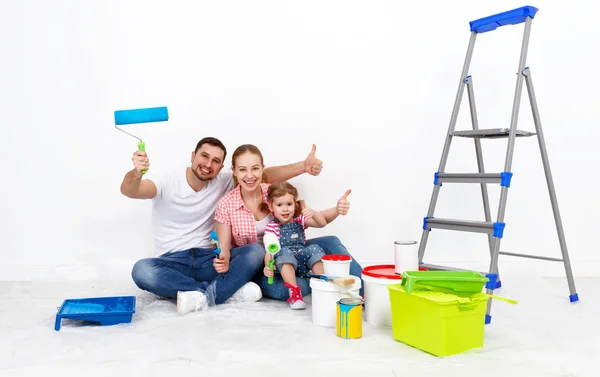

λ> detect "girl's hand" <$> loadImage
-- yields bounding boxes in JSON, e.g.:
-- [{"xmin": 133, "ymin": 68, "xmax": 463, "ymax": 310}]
[
  {"xmin": 264, "ymin": 265, "xmax": 275, "ymax": 278},
  {"xmin": 336, "ymin": 189, "xmax": 352, "ymax": 215}
]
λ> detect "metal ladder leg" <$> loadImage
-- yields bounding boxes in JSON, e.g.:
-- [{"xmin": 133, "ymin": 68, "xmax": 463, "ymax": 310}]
[
  {"xmin": 522, "ymin": 67, "xmax": 579, "ymax": 302},
  {"xmin": 464, "ymin": 76, "xmax": 498, "ymax": 286},
  {"xmin": 418, "ymin": 32, "xmax": 478, "ymax": 263},
  {"xmin": 485, "ymin": 16, "xmax": 533, "ymax": 324}
]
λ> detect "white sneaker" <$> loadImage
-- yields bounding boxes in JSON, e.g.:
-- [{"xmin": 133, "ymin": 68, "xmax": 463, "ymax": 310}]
[
  {"xmin": 176, "ymin": 290, "xmax": 208, "ymax": 315},
  {"xmin": 226, "ymin": 282, "xmax": 263, "ymax": 303}
]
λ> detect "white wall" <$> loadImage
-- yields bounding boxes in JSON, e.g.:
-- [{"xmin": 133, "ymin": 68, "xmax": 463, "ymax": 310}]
[{"xmin": 1, "ymin": 0, "xmax": 598, "ymax": 281}]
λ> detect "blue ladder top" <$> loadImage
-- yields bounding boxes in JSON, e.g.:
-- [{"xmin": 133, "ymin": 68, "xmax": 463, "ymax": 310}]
[{"xmin": 469, "ymin": 6, "xmax": 538, "ymax": 34}]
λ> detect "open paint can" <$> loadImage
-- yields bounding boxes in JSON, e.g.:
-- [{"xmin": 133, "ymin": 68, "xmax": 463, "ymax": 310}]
[{"xmin": 336, "ymin": 297, "xmax": 363, "ymax": 339}]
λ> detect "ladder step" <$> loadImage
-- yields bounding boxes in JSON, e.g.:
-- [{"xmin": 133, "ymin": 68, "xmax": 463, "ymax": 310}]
[
  {"xmin": 450, "ymin": 128, "xmax": 536, "ymax": 139},
  {"xmin": 434, "ymin": 172, "xmax": 512, "ymax": 186},
  {"xmin": 423, "ymin": 217, "xmax": 506, "ymax": 238}
]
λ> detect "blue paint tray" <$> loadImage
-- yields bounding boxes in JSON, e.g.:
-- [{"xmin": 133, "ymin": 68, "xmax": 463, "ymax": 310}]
[{"xmin": 55, "ymin": 296, "xmax": 136, "ymax": 331}]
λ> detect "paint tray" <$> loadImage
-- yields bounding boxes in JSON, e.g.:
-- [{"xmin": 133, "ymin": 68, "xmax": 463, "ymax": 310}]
[
  {"xmin": 400, "ymin": 271, "xmax": 489, "ymax": 294},
  {"xmin": 55, "ymin": 296, "xmax": 136, "ymax": 331}
]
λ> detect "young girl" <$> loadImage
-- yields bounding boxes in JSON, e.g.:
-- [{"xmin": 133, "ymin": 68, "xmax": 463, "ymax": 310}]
[{"xmin": 263, "ymin": 181, "xmax": 327, "ymax": 309}]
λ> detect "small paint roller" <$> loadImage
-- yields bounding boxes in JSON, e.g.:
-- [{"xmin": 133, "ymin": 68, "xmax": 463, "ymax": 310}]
[
  {"xmin": 210, "ymin": 232, "xmax": 226, "ymax": 278},
  {"xmin": 263, "ymin": 232, "xmax": 280, "ymax": 285},
  {"xmin": 114, "ymin": 106, "xmax": 169, "ymax": 174},
  {"xmin": 210, "ymin": 232, "xmax": 221, "ymax": 257}
]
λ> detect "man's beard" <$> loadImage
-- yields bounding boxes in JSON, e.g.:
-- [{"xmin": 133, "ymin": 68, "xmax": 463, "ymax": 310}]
[{"xmin": 192, "ymin": 166, "xmax": 212, "ymax": 182}]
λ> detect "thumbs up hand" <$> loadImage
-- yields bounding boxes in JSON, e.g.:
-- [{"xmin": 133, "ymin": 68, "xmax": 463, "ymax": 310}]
[
  {"xmin": 336, "ymin": 189, "xmax": 352, "ymax": 216},
  {"xmin": 304, "ymin": 144, "xmax": 323, "ymax": 176}
]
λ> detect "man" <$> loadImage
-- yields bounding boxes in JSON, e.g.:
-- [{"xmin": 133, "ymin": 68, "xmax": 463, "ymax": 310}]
[{"xmin": 121, "ymin": 137, "xmax": 323, "ymax": 314}]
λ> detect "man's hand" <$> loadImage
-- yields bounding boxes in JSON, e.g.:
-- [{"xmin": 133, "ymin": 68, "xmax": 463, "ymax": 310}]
[
  {"xmin": 132, "ymin": 150, "xmax": 150, "ymax": 176},
  {"xmin": 336, "ymin": 189, "xmax": 352, "ymax": 216},
  {"xmin": 304, "ymin": 144, "xmax": 323, "ymax": 176},
  {"xmin": 213, "ymin": 251, "xmax": 231, "ymax": 274}
]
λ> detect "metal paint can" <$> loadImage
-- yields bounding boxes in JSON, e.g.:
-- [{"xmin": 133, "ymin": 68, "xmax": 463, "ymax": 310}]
[{"xmin": 336, "ymin": 297, "xmax": 363, "ymax": 339}]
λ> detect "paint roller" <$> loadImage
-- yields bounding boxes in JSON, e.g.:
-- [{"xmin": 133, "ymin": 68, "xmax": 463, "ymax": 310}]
[
  {"xmin": 210, "ymin": 232, "xmax": 221, "ymax": 257},
  {"xmin": 114, "ymin": 106, "xmax": 169, "ymax": 174},
  {"xmin": 263, "ymin": 232, "xmax": 280, "ymax": 284},
  {"xmin": 210, "ymin": 231, "xmax": 226, "ymax": 278}
]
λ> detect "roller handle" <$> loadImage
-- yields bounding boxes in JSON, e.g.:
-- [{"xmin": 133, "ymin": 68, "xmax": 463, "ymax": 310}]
[
  {"xmin": 268, "ymin": 258, "xmax": 274, "ymax": 285},
  {"xmin": 138, "ymin": 141, "xmax": 147, "ymax": 174}
]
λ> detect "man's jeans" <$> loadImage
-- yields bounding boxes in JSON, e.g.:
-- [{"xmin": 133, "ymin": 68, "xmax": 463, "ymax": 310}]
[
  {"xmin": 132, "ymin": 243, "xmax": 264, "ymax": 305},
  {"xmin": 255, "ymin": 235, "xmax": 364, "ymax": 301}
]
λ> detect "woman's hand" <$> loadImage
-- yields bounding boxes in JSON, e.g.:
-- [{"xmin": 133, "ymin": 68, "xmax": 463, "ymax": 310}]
[
  {"xmin": 302, "ymin": 206, "xmax": 315, "ymax": 220},
  {"xmin": 304, "ymin": 144, "xmax": 323, "ymax": 176},
  {"xmin": 213, "ymin": 250, "xmax": 231, "ymax": 273}
]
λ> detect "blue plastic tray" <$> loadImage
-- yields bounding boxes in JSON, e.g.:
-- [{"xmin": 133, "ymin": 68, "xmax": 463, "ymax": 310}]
[{"xmin": 55, "ymin": 296, "xmax": 136, "ymax": 331}]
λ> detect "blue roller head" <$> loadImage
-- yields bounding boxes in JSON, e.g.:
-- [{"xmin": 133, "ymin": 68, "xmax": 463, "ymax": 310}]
[{"xmin": 114, "ymin": 106, "xmax": 169, "ymax": 126}]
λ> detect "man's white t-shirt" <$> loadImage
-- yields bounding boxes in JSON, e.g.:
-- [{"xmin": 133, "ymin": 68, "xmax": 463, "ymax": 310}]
[{"xmin": 149, "ymin": 168, "xmax": 234, "ymax": 256}]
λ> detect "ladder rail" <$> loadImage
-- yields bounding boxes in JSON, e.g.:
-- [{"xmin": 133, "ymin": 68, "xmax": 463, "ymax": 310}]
[
  {"xmin": 465, "ymin": 77, "xmax": 495, "ymax": 256},
  {"xmin": 523, "ymin": 68, "xmax": 577, "ymax": 297},
  {"xmin": 485, "ymin": 15, "xmax": 535, "ymax": 323}
]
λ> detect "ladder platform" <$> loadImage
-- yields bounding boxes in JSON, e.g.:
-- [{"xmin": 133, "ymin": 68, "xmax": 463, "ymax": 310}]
[
  {"xmin": 423, "ymin": 217, "xmax": 505, "ymax": 238},
  {"xmin": 434, "ymin": 172, "xmax": 512, "ymax": 186},
  {"xmin": 469, "ymin": 6, "xmax": 539, "ymax": 34},
  {"xmin": 451, "ymin": 128, "xmax": 536, "ymax": 139}
]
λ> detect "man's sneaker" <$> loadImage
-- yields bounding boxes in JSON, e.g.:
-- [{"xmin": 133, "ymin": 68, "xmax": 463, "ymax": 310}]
[
  {"xmin": 176, "ymin": 290, "xmax": 208, "ymax": 315},
  {"xmin": 226, "ymin": 282, "xmax": 263, "ymax": 303},
  {"xmin": 285, "ymin": 282, "xmax": 306, "ymax": 310}
]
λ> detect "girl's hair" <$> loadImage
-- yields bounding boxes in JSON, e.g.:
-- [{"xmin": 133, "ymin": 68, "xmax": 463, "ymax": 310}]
[
  {"xmin": 267, "ymin": 181, "xmax": 302, "ymax": 216},
  {"xmin": 231, "ymin": 144, "xmax": 269, "ymax": 187}
]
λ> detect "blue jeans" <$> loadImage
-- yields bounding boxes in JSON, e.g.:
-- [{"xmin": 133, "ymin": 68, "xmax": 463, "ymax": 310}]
[
  {"xmin": 274, "ymin": 244, "xmax": 325, "ymax": 276},
  {"xmin": 132, "ymin": 243, "xmax": 264, "ymax": 305},
  {"xmin": 254, "ymin": 235, "xmax": 363, "ymax": 301}
]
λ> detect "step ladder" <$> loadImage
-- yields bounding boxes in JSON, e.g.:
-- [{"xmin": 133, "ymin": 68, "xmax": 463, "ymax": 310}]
[{"xmin": 417, "ymin": 6, "xmax": 579, "ymax": 324}]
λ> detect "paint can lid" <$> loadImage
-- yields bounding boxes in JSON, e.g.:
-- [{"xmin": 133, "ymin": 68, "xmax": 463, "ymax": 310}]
[
  {"xmin": 339, "ymin": 297, "xmax": 363, "ymax": 306},
  {"xmin": 362, "ymin": 264, "xmax": 428, "ymax": 279},
  {"xmin": 322, "ymin": 254, "xmax": 352, "ymax": 262}
]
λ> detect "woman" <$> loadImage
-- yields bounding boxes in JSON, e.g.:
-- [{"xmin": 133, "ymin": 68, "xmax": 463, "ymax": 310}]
[{"xmin": 214, "ymin": 144, "xmax": 363, "ymax": 303}]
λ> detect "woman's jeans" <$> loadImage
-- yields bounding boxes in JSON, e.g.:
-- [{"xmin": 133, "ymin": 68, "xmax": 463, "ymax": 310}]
[
  {"xmin": 131, "ymin": 243, "xmax": 264, "ymax": 305},
  {"xmin": 254, "ymin": 235, "xmax": 363, "ymax": 301}
]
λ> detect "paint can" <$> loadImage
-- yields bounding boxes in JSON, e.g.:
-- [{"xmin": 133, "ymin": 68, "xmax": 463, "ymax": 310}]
[{"xmin": 336, "ymin": 297, "xmax": 363, "ymax": 339}]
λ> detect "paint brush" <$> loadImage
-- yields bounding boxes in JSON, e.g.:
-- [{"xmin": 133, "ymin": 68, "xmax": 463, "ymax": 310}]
[{"xmin": 304, "ymin": 273, "xmax": 356, "ymax": 287}]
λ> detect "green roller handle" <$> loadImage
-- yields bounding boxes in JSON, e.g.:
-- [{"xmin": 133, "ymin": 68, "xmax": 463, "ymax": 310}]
[
  {"xmin": 138, "ymin": 141, "xmax": 147, "ymax": 174},
  {"xmin": 268, "ymin": 258, "xmax": 274, "ymax": 285}
]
